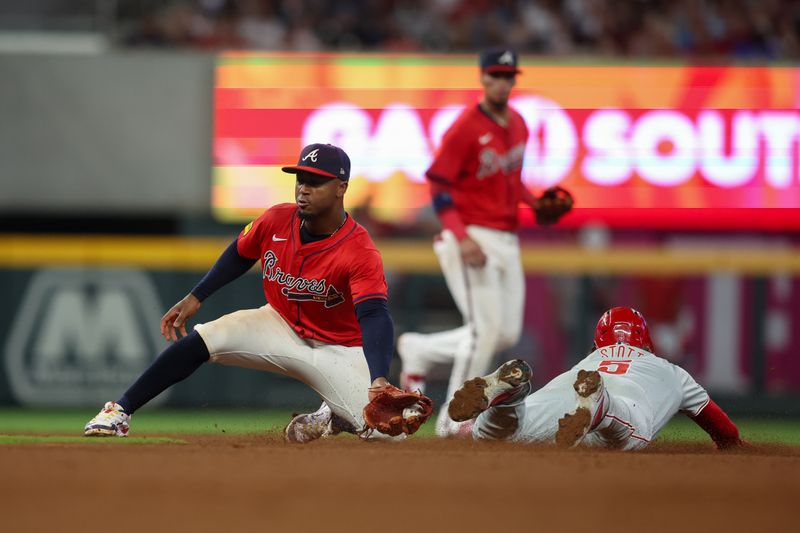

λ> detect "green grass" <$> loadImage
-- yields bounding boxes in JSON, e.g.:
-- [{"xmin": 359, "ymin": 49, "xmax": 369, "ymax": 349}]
[
  {"xmin": 0, "ymin": 408, "xmax": 295, "ymax": 436},
  {"xmin": 0, "ymin": 408, "xmax": 798, "ymax": 445},
  {"xmin": 655, "ymin": 417, "xmax": 800, "ymax": 445},
  {"xmin": 0, "ymin": 435, "xmax": 185, "ymax": 445}
]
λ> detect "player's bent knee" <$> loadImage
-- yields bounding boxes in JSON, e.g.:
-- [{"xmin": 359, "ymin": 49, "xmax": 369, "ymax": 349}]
[{"xmin": 192, "ymin": 323, "xmax": 218, "ymax": 354}]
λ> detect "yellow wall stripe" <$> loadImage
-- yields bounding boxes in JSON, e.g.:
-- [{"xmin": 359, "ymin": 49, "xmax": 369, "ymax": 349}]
[{"xmin": 1, "ymin": 235, "xmax": 799, "ymax": 275}]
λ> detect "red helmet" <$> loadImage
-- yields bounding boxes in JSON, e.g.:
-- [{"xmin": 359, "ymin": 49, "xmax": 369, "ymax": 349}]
[{"xmin": 594, "ymin": 307, "xmax": 654, "ymax": 352}]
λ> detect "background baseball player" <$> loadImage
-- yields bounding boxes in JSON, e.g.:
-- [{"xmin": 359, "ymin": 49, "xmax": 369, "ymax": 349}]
[
  {"xmin": 449, "ymin": 307, "xmax": 744, "ymax": 450},
  {"xmin": 398, "ymin": 47, "xmax": 573, "ymax": 436},
  {"xmin": 84, "ymin": 143, "xmax": 428, "ymax": 442}
]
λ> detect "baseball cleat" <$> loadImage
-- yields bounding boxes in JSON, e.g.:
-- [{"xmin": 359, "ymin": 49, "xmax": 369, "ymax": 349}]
[
  {"xmin": 448, "ymin": 359, "xmax": 533, "ymax": 422},
  {"xmin": 84, "ymin": 401, "xmax": 131, "ymax": 437},
  {"xmin": 284, "ymin": 402, "xmax": 354, "ymax": 444},
  {"xmin": 555, "ymin": 369, "xmax": 609, "ymax": 448}
]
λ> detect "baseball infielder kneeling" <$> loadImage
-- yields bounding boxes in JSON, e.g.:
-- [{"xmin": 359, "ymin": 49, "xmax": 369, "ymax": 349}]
[
  {"xmin": 448, "ymin": 307, "xmax": 744, "ymax": 450},
  {"xmin": 83, "ymin": 143, "xmax": 432, "ymax": 443}
]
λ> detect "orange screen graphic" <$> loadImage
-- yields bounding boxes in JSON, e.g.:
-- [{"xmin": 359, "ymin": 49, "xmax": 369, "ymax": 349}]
[{"xmin": 214, "ymin": 53, "xmax": 800, "ymax": 230}]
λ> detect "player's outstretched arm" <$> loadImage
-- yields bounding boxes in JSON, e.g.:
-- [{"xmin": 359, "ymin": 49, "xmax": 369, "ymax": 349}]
[
  {"xmin": 191, "ymin": 238, "xmax": 258, "ymax": 302},
  {"xmin": 355, "ymin": 299, "xmax": 435, "ymax": 436},
  {"xmin": 355, "ymin": 298, "xmax": 394, "ymax": 383},
  {"xmin": 160, "ymin": 293, "xmax": 202, "ymax": 342},
  {"xmin": 160, "ymin": 238, "xmax": 257, "ymax": 342},
  {"xmin": 688, "ymin": 399, "xmax": 744, "ymax": 450}
]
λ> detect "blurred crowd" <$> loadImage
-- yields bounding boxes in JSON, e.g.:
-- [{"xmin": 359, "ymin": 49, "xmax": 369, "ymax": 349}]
[{"xmin": 120, "ymin": 0, "xmax": 800, "ymax": 59}]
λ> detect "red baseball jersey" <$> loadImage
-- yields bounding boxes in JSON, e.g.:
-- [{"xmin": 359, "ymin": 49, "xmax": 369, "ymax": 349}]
[
  {"xmin": 236, "ymin": 203, "xmax": 388, "ymax": 347},
  {"xmin": 427, "ymin": 104, "xmax": 529, "ymax": 231}
]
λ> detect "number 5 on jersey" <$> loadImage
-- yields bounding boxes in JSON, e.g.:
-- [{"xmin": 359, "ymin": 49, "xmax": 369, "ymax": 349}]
[{"xmin": 598, "ymin": 360, "xmax": 631, "ymax": 375}]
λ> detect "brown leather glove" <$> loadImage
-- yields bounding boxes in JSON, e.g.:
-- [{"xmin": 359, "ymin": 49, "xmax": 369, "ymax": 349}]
[
  {"xmin": 534, "ymin": 186, "xmax": 574, "ymax": 226},
  {"xmin": 362, "ymin": 384, "xmax": 434, "ymax": 436}
]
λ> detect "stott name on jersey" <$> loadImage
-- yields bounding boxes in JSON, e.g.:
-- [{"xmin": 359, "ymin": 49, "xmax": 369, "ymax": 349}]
[{"xmin": 596, "ymin": 345, "xmax": 651, "ymax": 360}]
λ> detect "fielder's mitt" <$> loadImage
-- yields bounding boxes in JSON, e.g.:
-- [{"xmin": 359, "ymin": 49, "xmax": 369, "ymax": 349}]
[
  {"xmin": 534, "ymin": 186, "xmax": 574, "ymax": 226},
  {"xmin": 363, "ymin": 384, "xmax": 434, "ymax": 437}
]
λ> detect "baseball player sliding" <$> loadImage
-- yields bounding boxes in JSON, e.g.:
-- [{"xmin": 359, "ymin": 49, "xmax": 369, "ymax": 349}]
[
  {"xmin": 398, "ymin": 47, "xmax": 573, "ymax": 436},
  {"xmin": 84, "ymin": 143, "xmax": 431, "ymax": 442},
  {"xmin": 448, "ymin": 307, "xmax": 744, "ymax": 450}
]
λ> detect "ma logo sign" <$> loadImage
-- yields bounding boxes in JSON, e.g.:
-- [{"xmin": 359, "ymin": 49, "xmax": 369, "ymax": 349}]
[{"xmin": 4, "ymin": 268, "xmax": 168, "ymax": 406}]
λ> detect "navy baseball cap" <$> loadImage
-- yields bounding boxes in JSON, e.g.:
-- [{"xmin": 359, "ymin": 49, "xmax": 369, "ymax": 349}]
[
  {"xmin": 281, "ymin": 143, "xmax": 351, "ymax": 181},
  {"xmin": 480, "ymin": 48, "xmax": 522, "ymax": 75}
]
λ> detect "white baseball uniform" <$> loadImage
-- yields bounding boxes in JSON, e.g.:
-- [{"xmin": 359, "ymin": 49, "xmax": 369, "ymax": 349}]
[
  {"xmin": 399, "ymin": 103, "xmax": 530, "ymax": 436},
  {"xmin": 473, "ymin": 344, "xmax": 711, "ymax": 450},
  {"xmin": 400, "ymin": 226, "xmax": 525, "ymax": 432},
  {"xmin": 196, "ymin": 304, "xmax": 374, "ymax": 429}
]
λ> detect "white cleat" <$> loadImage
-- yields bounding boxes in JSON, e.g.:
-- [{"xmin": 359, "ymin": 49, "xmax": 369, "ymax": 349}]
[
  {"xmin": 84, "ymin": 401, "xmax": 131, "ymax": 437},
  {"xmin": 284, "ymin": 402, "xmax": 333, "ymax": 444},
  {"xmin": 448, "ymin": 359, "xmax": 533, "ymax": 423},
  {"xmin": 435, "ymin": 414, "xmax": 475, "ymax": 438},
  {"xmin": 555, "ymin": 370, "xmax": 609, "ymax": 449},
  {"xmin": 284, "ymin": 402, "xmax": 354, "ymax": 444}
]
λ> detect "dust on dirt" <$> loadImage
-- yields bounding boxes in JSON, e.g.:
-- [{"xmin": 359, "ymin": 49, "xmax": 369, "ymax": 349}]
[{"xmin": 2, "ymin": 435, "xmax": 798, "ymax": 533}]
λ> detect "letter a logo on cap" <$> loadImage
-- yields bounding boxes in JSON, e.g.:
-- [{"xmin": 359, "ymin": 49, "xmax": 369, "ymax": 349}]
[
  {"xmin": 281, "ymin": 143, "xmax": 351, "ymax": 181},
  {"xmin": 498, "ymin": 51, "xmax": 513, "ymax": 65}
]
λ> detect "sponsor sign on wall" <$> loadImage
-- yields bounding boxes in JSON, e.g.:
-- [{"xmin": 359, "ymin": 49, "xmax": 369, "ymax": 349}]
[
  {"xmin": 4, "ymin": 268, "xmax": 168, "ymax": 407},
  {"xmin": 214, "ymin": 54, "xmax": 800, "ymax": 229}
]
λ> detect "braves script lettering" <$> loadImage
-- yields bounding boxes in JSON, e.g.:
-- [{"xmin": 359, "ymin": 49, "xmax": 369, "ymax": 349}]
[
  {"xmin": 476, "ymin": 143, "xmax": 526, "ymax": 179},
  {"xmin": 262, "ymin": 251, "xmax": 344, "ymax": 308}
]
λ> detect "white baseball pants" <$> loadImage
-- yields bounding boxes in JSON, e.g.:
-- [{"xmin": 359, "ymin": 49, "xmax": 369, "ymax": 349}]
[
  {"xmin": 473, "ymin": 369, "xmax": 653, "ymax": 451},
  {"xmin": 400, "ymin": 225, "xmax": 525, "ymax": 429},
  {"xmin": 194, "ymin": 304, "xmax": 372, "ymax": 430}
]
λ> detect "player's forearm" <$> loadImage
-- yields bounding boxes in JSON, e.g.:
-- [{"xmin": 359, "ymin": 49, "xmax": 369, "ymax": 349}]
[
  {"xmin": 355, "ymin": 298, "xmax": 394, "ymax": 381},
  {"xmin": 430, "ymin": 183, "xmax": 468, "ymax": 240},
  {"xmin": 689, "ymin": 399, "xmax": 742, "ymax": 449},
  {"xmin": 437, "ymin": 208, "xmax": 468, "ymax": 240},
  {"xmin": 190, "ymin": 238, "xmax": 257, "ymax": 302},
  {"xmin": 519, "ymin": 183, "xmax": 538, "ymax": 207}
]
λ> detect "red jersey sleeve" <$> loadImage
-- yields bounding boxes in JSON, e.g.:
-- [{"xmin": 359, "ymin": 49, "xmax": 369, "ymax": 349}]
[
  {"xmin": 689, "ymin": 399, "xmax": 742, "ymax": 449},
  {"xmin": 426, "ymin": 118, "xmax": 472, "ymax": 185},
  {"xmin": 518, "ymin": 180, "xmax": 538, "ymax": 207},
  {"xmin": 349, "ymin": 248, "xmax": 388, "ymax": 306},
  {"xmin": 236, "ymin": 211, "xmax": 269, "ymax": 260}
]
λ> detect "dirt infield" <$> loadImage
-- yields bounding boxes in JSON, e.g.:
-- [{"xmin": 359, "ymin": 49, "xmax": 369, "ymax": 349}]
[{"xmin": 2, "ymin": 435, "xmax": 798, "ymax": 533}]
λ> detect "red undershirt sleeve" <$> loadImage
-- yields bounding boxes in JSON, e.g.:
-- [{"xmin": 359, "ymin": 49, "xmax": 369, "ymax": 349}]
[
  {"xmin": 688, "ymin": 399, "xmax": 742, "ymax": 449},
  {"xmin": 426, "ymin": 116, "xmax": 471, "ymax": 241},
  {"xmin": 436, "ymin": 203, "xmax": 468, "ymax": 241}
]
